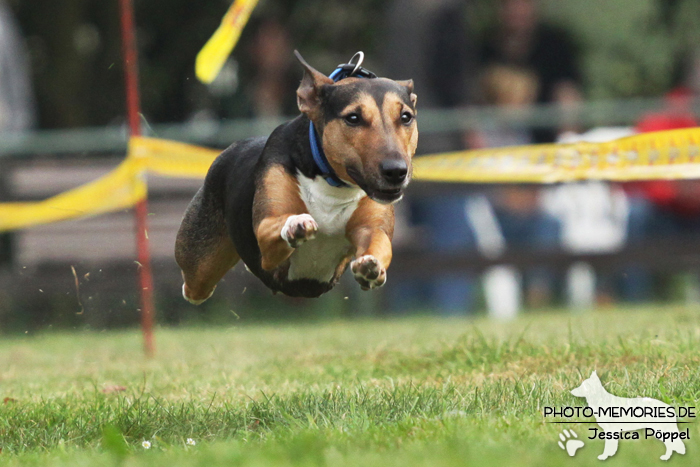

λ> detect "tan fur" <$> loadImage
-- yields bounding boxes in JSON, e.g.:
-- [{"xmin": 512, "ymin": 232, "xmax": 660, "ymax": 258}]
[
  {"xmin": 322, "ymin": 90, "xmax": 418, "ymax": 186},
  {"xmin": 345, "ymin": 197, "xmax": 395, "ymax": 269},
  {"xmin": 176, "ymin": 187, "xmax": 240, "ymax": 302},
  {"xmin": 253, "ymin": 165, "xmax": 308, "ymax": 271},
  {"xmin": 182, "ymin": 238, "xmax": 240, "ymax": 302}
]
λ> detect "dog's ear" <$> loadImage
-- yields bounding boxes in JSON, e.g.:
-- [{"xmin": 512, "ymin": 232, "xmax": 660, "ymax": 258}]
[
  {"xmin": 591, "ymin": 370, "xmax": 599, "ymax": 380},
  {"xmin": 295, "ymin": 50, "xmax": 333, "ymax": 119},
  {"xmin": 396, "ymin": 79, "xmax": 417, "ymax": 109}
]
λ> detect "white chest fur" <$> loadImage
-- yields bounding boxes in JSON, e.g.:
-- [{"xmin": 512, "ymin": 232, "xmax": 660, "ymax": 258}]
[{"xmin": 287, "ymin": 175, "xmax": 364, "ymax": 282}]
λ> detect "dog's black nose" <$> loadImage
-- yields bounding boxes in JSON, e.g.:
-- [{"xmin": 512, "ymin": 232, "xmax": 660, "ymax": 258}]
[{"xmin": 380, "ymin": 159, "xmax": 408, "ymax": 185}]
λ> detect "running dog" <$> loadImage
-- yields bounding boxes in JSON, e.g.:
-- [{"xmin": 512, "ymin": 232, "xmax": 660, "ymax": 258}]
[{"xmin": 175, "ymin": 51, "xmax": 417, "ymax": 303}]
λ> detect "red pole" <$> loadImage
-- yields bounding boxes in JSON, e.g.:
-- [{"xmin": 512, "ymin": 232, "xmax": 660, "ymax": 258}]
[{"xmin": 119, "ymin": 0, "xmax": 155, "ymax": 357}]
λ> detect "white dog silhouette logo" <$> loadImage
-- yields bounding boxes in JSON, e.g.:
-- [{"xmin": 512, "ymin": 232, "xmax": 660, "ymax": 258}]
[{"xmin": 571, "ymin": 371, "xmax": 686, "ymax": 461}]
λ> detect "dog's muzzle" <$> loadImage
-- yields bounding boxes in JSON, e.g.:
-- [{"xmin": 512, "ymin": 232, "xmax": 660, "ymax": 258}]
[{"xmin": 347, "ymin": 166, "xmax": 409, "ymax": 204}]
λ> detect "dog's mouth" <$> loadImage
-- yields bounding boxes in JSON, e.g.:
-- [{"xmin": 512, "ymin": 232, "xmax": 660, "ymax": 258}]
[
  {"xmin": 370, "ymin": 187, "xmax": 404, "ymax": 204},
  {"xmin": 346, "ymin": 167, "xmax": 405, "ymax": 204}
]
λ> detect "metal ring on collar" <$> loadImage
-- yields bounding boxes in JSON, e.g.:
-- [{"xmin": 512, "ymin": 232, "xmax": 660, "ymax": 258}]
[{"xmin": 348, "ymin": 51, "xmax": 364, "ymax": 76}]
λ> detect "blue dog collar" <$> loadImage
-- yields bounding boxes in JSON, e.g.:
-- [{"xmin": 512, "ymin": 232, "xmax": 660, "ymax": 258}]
[
  {"xmin": 308, "ymin": 52, "xmax": 376, "ymax": 188},
  {"xmin": 309, "ymin": 122, "xmax": 347, "ymax": 187}
]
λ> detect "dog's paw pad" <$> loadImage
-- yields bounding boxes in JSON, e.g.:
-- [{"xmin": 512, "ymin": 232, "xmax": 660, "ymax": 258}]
[
  {"xmin": 557, "ymin": 429, "xmax": 584, "ymax": 457},
  {"xmin": 281, "ymin": 214, "xmax": 318, "ymax": 248},
  {"xmin": 351, "ymin": 255, "xmax": 386, "ymax": 290}
]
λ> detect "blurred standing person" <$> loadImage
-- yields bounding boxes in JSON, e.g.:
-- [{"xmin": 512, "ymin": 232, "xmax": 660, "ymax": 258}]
[
  {"xmin": 384, "ymin": 0, "xmax": 476, "ymax": 152},
  {"xmin": 212, "ymin": 18, "xmax": 298, "ymax": 120},
  {"xmin": 470, "ymin": 64, "xmax": 560, "ymax": 310},
  {"xmin": 0, "ymin": 0, "xmax": 35, "ymax": 267},
  {"xmin": 469, "ymin": 63, "xmax": 538, "ymax": 147},
  {"xmin": 423, "ymin": 0, "xmax": 477, "ymax": 113},
  {"xmin": 627, "ymin": 87, "xmax": 699, "ymax": 242},
  {"xmin": 381, "ymin": 0, "xmax": 482, "ymax": 315},
  {"xmin": 0, "ymin": 0, "xmax": 34, "ymax": 131},
  {"xmin": 479, "ymin": 0, "xmax": 582, "ymax": 143},
  {"xmin": 247, "ymin": 18, "xmax": 296, "ymax": 118},
  {"xmin": 384, "ymin": 0, "xmax": 457, "ymax": 107},
  {"xmin": 451, "ymin": 0, "xmax": 578, "ymax": 312},
  {"xmin": 623, "ymin": 87, "xmax": 699, "ymax": 302}
]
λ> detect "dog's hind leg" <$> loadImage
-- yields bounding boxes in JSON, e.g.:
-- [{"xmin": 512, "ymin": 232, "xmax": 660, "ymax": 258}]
[
  {"xmin": 598, "ymin": 437, "xmax": 618, "ymax": 460},
  {"xmin": 175, "ymin": 187, "xmax": 240, "ymax": 304},
  {"xmin": 661, "ymin": 436, "xmax": 685, "ymax": 460}
]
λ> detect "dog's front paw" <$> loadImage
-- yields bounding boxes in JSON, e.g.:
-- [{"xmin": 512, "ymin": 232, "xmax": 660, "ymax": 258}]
[
  {"xmin": 351, "ymin": 255, "xmax": 386, "ymax": 290},
  {"xmin": 281, "ymin": 214, "xmax": 318, "ymax": 248}
]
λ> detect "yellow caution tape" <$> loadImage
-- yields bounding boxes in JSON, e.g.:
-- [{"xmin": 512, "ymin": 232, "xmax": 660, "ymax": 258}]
[
  {"xmin": 1, "ymin": 127, "xmax": 700, "ymax": 233},
  {"xmin": 0, "ymin": 137, "xmax": 219, "ymax": 233},
  {"xmin": 0, "ymin": 155, "xmax": 146, "ymax": 232},
  {"xmin": 414, "ymin": 127, "xmax": 700, "ymax": 183},
  {"xmin": 131, "ymin": 136, "xmax": 219, "ymax": 178},
  {"xmin": 195, "ymin": 0, "xmax": 259, "ymax": 84}
]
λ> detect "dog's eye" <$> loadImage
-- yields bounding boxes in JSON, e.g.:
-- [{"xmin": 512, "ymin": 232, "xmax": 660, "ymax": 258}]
[
  {"xmin": 344, "ymin": 113, "xmax": 361, "ymax": 126},
  {"xmin": 400, "ymin": 111, "xmax": 414, "ymax": 125}
]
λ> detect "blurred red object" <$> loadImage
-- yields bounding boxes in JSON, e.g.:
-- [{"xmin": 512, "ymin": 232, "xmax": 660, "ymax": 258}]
[
  {"xmin": 636, "ymin": 87, "xmax": 697, "ymax": 132},
  {"xmin": 628, "ymin": 87, "xmax": 700, "ymax": 217}
]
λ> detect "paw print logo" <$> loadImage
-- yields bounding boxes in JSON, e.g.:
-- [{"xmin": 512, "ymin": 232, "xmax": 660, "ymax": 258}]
[{"xmin": 558, "ymin": 429, "xmax": 584, "ymax": 457}]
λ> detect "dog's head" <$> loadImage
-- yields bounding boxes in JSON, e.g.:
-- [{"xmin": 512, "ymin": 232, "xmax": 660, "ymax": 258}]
[
  {"xmin": 571, "ymin": 370, "xmax": 603, "ymax": 399},
  {"xmin": 295, "ymin": 51, "xmax": 418, "ymax": 204}
]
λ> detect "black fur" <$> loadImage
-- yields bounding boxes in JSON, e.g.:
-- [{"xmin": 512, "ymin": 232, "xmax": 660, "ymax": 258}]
[{"xmin": 190, "ymin": 115, "xmax": 335, "ymax": 297}]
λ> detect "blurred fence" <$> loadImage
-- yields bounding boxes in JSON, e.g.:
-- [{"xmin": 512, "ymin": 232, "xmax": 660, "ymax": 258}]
[
  {"xmin": 1, "ymin": 100, "xmax": 700, "ymax": 330},
  {"xmin": 0, "ymin": 97, "xmax": 698, "ymax": 157}
]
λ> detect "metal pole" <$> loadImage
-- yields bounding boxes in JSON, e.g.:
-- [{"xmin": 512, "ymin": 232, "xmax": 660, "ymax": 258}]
[{"xmin": 119, "ymin": 0, "xmax": 155, "ymax": 357}]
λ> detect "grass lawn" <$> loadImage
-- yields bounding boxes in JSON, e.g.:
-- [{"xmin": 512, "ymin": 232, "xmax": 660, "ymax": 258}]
[{"xmin": 1, "ymin": 305, "xmax": 699, "ymax": 466}]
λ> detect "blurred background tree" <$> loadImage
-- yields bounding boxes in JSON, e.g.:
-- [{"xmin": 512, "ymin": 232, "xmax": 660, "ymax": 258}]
[{"xmin": 539, "ymin": 0, "xmax": 700, "ymax": 99}]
